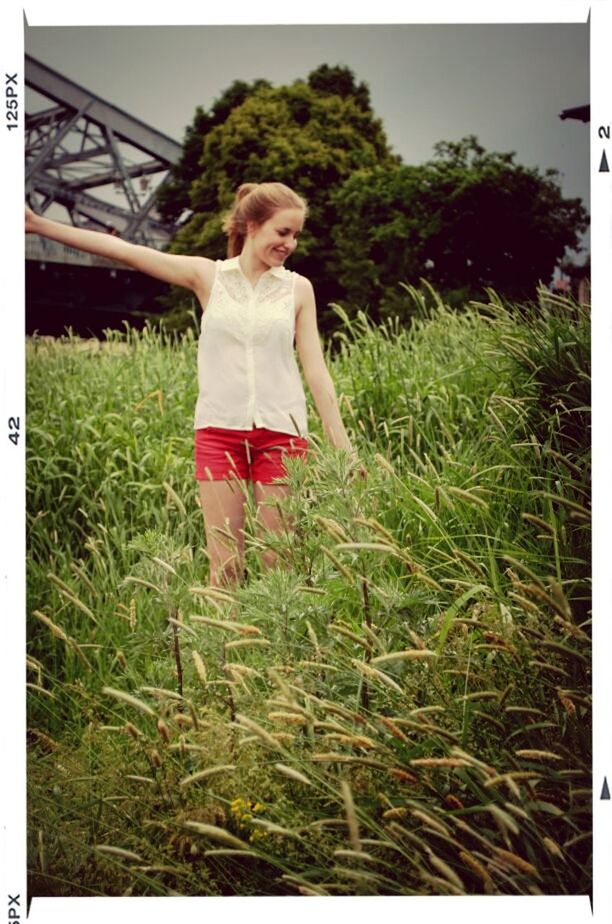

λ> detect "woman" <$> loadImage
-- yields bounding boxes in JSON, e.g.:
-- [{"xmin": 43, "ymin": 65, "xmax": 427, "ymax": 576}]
[{"xmin": 25, "ymin": 182, "xmax": 360, "ymax": 588}]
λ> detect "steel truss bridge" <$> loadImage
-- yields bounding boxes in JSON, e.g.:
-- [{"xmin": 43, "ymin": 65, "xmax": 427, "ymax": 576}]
[{"xmin": 25, "ymin": 53, "xmax": 183, "ymax": 261}]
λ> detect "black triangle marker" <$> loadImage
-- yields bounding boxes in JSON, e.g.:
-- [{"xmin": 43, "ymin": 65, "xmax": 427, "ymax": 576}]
[
  {"xmin": 599, "ymin": 150, "xmax": 610, "ymax": 172},
  {"xmin": 602, "ymin": 776, "xmax": 611, "ymax": 799}
]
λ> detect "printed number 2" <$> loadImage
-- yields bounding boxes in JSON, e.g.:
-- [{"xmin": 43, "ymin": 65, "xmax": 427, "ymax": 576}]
[{"xmin": 8, "ymin": 416, "xmax": 20, "ymax": 445}]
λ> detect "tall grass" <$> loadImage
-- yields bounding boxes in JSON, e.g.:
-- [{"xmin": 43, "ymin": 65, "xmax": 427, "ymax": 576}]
[{"xmin": 26, "ymin": 289, "xmax": 590, "ymax": 897}]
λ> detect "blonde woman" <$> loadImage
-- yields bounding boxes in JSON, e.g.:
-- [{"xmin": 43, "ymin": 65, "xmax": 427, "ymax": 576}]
[{"xmin": 26, "ymin": 182, "xmax": 361, "ymax": 587}]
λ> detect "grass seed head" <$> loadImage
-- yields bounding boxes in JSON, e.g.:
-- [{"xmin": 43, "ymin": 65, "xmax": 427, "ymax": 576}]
[
  {"xmin": 102, "ymin": 686, "xmax": 156, "ymax": 717},
  {"xmin": 116, "ymin": 650, "xmax": 127, "ymax": 670},
  {"xmin": 493, "ymin": 847, "xmax": 540, "ymax": 879},
  {"xmin": 124, "ymin": 722, "xmax": 143, "ymax": 740},
  {"xmin": 32, "ymin": 610, "xmax": 68, "ymax": 642},
  {"xmin": 459, "ymin": 850, "xmax": 495, "ymax": 893},
  {"xmin": 191, "ymin": 650, "xmax": 207, "ymax": 683},
  {"xmin": 157, "ymin": 719, "xmax": 171, "ymax": 743},
  {"xmin": 268, "ymin": 712, "xmax": 308, "ymax": 725},
  {"xmin": 95, "ymin": 845, "xmax": 144, "ymax": 863},
  {"xmin": 274, "ymin": 763, "xmax": 312, "ymax": 786},
  {"xmin": 183, "ymin": 822, "xmax": 249, "ymax": 850},
  {"xmin": 179, "ymin": 765, "xmax": 236, "ymax": 787},
  {"xmin": 340, "ymin": 779, "xmax": 361, "ymax": 851}
]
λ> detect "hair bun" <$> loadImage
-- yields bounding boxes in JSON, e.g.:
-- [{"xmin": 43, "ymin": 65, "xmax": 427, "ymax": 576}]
[{"xmin": 236, "ymin": 183, "xmax": 258, "ymax": 201}]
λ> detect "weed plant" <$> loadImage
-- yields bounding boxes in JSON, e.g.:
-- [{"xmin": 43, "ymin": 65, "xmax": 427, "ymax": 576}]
[{"xmin": 26, "ymin": 289, "xmax": 590, "ymax": 897}]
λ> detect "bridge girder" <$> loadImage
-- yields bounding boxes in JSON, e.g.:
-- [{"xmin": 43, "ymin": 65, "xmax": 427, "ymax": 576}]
[{"xmin": 25, "ymin": 54, "xmax": 184, "ymax": 250}]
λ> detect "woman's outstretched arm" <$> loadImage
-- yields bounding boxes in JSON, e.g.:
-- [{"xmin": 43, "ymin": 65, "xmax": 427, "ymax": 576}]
[{"xmin": 25, "ymin": 206, "xmax": 213, "ymax": 293}]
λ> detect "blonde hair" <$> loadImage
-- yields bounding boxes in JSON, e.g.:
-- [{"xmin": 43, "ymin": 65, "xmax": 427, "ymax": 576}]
[{"xmin": 222, "ymin": 182, "xmax": 308, "ymax": 257}]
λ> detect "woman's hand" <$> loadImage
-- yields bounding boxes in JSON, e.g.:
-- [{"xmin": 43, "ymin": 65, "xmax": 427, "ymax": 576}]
[
  {"xmin": 25, "ymin": 205, "xmax": 39, "ymax": 234},
  {"xmin": 348, "ymin": 450, "xmax": 368, "ymax": 481},
  {"xmin": 356, "ymin": 462, "xmax": 368, "ymax": 480}
]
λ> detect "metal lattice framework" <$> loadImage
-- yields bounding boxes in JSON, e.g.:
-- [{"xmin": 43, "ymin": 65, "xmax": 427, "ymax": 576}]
[{"xmin": 25, "ymin": 54, "xmax": 183, "ymax": 249}]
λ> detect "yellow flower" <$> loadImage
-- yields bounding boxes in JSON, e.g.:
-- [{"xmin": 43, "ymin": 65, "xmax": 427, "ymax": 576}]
[{"xmin": 229, "ymin": 797, "xmax": 266, "ymax": 830}]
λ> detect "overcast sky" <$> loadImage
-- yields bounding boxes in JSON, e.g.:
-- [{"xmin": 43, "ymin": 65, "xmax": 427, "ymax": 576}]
[{"xmin": 24, "ymin": 21, "xmax": 590, "ymax": 256}]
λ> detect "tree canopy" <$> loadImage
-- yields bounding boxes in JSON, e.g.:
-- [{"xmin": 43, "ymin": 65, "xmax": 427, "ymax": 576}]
[
  {"xmin": 331, "ymin": 136, "xmax": 589, "ymax": 319},
  {"xmin": 156, "ymin": 70, "xmax": 588, "ymax": 332}
]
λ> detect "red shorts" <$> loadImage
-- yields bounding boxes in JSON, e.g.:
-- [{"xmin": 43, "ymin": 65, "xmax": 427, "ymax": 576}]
[{"xmin": 194, "ymin": 426, "xmax": 309, "ymax": 484}]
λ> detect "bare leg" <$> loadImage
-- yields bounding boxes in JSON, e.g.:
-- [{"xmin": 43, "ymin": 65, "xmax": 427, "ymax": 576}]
[
  {"xmin": 253, "ymin": 482, "xmax": 292, "ymax": 572},
  {"xmin": 198, "ymin": 478, "xmax": 248, "ymax": 588}
]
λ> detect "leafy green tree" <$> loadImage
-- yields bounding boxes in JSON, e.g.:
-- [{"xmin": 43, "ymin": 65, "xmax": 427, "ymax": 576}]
[
  {"xmin": 157, "ymin": 67, "xmax": 397, "ymax": 331},
  {"xmin": 156, "ymin": 78, "xmax": 272, "ymax": 224},
  {"xmin": 332, "ymin": 135, "xmax": 588, "ymax": 319},
  {"xmin": 307, "ymin": 63, "xmax": 372, "ymax": 110}
]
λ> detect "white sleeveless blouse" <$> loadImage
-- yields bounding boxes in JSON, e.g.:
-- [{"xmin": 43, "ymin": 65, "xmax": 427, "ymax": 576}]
[{"xmin": 194, "ymin": 257, "xmax": 308, "ymax": 437}]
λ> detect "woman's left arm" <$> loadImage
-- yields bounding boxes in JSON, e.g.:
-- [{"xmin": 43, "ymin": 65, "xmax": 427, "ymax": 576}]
[{"xmin": 294, "ymin": 276, "xmax": 356, "ymax": 456}]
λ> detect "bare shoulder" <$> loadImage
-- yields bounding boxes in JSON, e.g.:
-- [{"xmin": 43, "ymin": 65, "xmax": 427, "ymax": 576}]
[{"xmin": 294, "ymin": 273, "xmax": 316, "ymax": 318}]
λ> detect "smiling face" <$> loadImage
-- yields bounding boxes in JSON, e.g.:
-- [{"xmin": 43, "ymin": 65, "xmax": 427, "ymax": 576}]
[{"xmin": 246, "ymin": 207, "xmax": 305, "ymax": 270}]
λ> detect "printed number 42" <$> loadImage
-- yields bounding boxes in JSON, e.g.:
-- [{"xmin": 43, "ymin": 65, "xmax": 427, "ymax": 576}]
[{"xmin": 8, "ymin": 416, "xmax": 20, "ymax": 445}]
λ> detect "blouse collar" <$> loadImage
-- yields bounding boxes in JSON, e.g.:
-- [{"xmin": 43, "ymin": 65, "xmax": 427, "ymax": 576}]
[{"xmin": 221, "ymin": 256, "xmax": 286, "ymax": 279}]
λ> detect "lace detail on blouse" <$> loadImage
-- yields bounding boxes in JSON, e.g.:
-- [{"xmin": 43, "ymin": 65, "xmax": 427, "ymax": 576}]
[
  {"xmin": 203, "ymin": 260, "xmax": 296, "ymax": 344},
  {"xmin": 215, "ymin": 267, "xmax": 251, "ymax": 306},
  {"xmin": 216, "ymin": 265, "xmax": 292, "ymax": 304}
]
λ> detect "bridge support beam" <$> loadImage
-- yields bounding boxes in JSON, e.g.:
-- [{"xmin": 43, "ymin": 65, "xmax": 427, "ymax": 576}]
[{"xmin": 25, "ymin": 54, "xmax": 183, "ymax": 249}]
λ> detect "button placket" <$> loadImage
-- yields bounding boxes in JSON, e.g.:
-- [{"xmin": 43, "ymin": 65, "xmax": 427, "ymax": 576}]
[{"xmin": 245, "ymin": 276, "xmax": 259, "ymax": 427}]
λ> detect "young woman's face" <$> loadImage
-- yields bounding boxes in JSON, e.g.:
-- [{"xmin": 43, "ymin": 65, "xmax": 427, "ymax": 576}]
[{"xmin": 248, "ymin": 208, "xmax": 304, "ymax": 268}]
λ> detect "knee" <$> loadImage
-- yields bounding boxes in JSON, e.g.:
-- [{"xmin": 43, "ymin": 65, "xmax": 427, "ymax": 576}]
[
  {"xmin": 260, "ymin": 548, "xmax": 281, "ymax": 572},
  {"xmin": 210, "ymin": 555, "xmax": 244, "ymax": 588}
]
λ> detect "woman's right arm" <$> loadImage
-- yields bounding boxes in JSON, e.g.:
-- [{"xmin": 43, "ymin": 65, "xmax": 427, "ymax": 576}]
[{"xmin": 25, "ymin": 206, "xmax": 213, "ymax": 293}]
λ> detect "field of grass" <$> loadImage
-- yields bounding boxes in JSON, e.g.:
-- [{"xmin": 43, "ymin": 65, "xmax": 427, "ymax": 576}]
[{"xmin": 26, "ymin": 288, "xmax": 591, "ymax": 897}]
